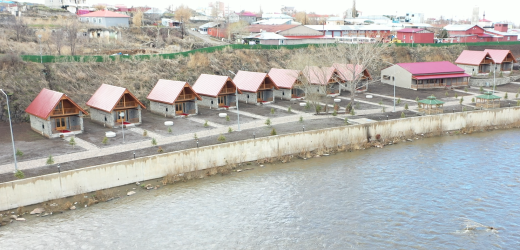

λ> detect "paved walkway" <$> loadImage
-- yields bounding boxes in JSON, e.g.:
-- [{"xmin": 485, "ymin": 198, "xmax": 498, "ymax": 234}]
[
  {"xmin": 129, "ymin": 127, "xmax": 164, "ymax": 140},
  {"xmin": 266, "ymin": 104, "xmax": 306, "ymax": 115},
  {"xmin": 228, "ymin": 109, "xmax": 267, "ymax": 120},
  {"xmin": 64, "ymin": 137, "xmax": 98, "ymax": 150},
  {"xmin": 188, "ymin": 117, "xmax": 224, "ymax": 128}
]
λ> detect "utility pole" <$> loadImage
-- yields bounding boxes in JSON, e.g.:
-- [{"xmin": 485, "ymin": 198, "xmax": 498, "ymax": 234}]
[{"xmin": 181, "ymin": 17, "xmax": 184, "ymax": 39}]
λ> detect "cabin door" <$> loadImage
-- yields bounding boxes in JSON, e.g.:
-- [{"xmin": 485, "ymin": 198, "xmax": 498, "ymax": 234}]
[
  {"xmin": 55, "ymin": 117, "xmax": 67, "ymax": 131},
  {"xmin": 218, "ymin": 96, "xmax": 226, "ymax": 107},
  {"xmin": 116, "ymin": 110, "xmax": 128, "ymax": 124},
  {"xmin": 175, "ymin": 103, "xmax": 185, "ymax": 115},
  {"xmin": 257, "ymin": 92, "xmax": 262, "ymax": 102}
]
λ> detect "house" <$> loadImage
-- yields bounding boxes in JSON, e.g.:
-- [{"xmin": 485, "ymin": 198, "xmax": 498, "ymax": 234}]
[
  {"xmin": 86, "ymin": 84, "xmax": 145, "ymax": 128},
  {"xmin": 198, "ymin": 22, "xmax": 219, "ymax": 34},
  {"xmin": 443, "ymin": 25, "xmax": 486, "ymax": 43},
  {"xmin": 484, "ymin": 49, "xmax": 517, "ymax": 71},
  {"xmin": 228, "ymin": 12, "xmax": 239, "ymax": 23},
  {"xmin": 44, "ymin": 0, "xmax": 88, "ymax": 13},
  {"xmin": 332, "ymin": 63, "xmax": 372, "ymax": 92},
  {"xmin": 380, "ymin": 61, "xmax": 470, "ymax": 90},
  {"xmin": 239, "ymin": 11, "xmax": 257, "ymax": 24},
  {"xmin": 79, "ymin": 10, "xmax": 130, "ymax": 28},
  {"xmin": 25, "ymin": 88, "xmax": 88, "ymax": 138},
  {"xmin": 306, "ymin": 25, "xmax": 392, "ymax": 39},
  {"xmin": 247, "ymin": 24, "xmax": 333, "ymax": 44},
  {"xmin": 485, "ymin": 23, "xmax": 518, "ymax": 42},
  {"xmin": 455, "ymin": 50, "xmax": 494, "ymax": 75},
  {"xmin": 303, "ymin": 66, "xmax": 343, "ymax": 96},
  {"xmin": 192, "ymin": 74, "xmax": 241, "ymax": 109},
  {"xmin": 268, "ymin": 68, "xmax": 304, "ymax": 100},
  {"xmin": 396, "ymin": 28, "xmax": 434, "ymax": 43},
  {"xmin": 326, "ymin": 17, "xmax": 345, "ymax": 25},
  {"xmin": 147, "ymin": 80, "xmax": 202, "ymax": 117},
  {"xmin": 246, "ymin": 31, "xmax": 287, "ymax": 45},
  {"xmin": 233, "ymin": 71, "xmax": 279, "ymax": 104}
]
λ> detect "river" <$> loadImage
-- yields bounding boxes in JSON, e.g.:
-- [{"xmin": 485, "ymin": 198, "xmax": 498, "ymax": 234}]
[{"xmin": 1, "ymin": 129, "xmax": 519, "ymax": 249}]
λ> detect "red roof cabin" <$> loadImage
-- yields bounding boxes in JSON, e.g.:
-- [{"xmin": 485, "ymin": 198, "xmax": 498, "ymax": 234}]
[
  {"xmin": 86, "ymin": 84, "xmax": 146, "ymax": 128},
  {"xmin": 302, "ymin": 66, "xmax": 344, "ymax": 96},
  {"xmin": 396, "ymin": 28, "xmax": 434, "ymax": 44},
  {"xmin": 455, "ymin": 50, "xmax": 495, "ymax": 75},
  {"xmin": 380, "ymin": 61, "xmax": 470, "ymax": 90},
  {"xmin": 484, "ymin": 49, "xmax": 517, "ymax": 72},
  {"xmin": 332, "ymin": 63, "xmax": 372, "ymax": 92},
  {"xmin": 147, "ymin": 80, "xmax": 202, "ymax": 117},
  {"xmin": 192, "ymin": 74, "xmax": 241, "ymax": 109},
  {"xmin": 233, "ymin": 71, "xmax": 279, "ymax": 104},
  {"xmin": 268, "ymin": 68, "xmax": 305, "ymax": 100},
  {"xmin": 25, "ymin": 88, "xmax": 88, "ymax": 138}
]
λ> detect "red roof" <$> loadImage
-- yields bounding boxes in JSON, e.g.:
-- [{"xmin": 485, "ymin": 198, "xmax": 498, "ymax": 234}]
[
  {"xmin": 192, "ymin": 74, "xmax": 241, "ymax": 97},
  {"xmin": 479, "ymin": 19, "xmax": 492, "ymax": 22},
  {"xmin": 397, "ymin": 28, "xmax": 424, "ymax": 33},
  {"xmin": 303, "ymin": 66, "xmax": 336, "ymax": 85},
  {"xmin": 332, "ymin": 63, "xmax": 371, "ymax": 81},
  {"xmin": 413, "ymin": 73, "xmax": 471, "ymax": 80},
  {"xmin": 147, "ymin": 79, "xmax": 202, "ymax": 104},
  {"xmin": 484, "ymin": 49, "xmax": 517, "ymax": 64},
  {"xmin": 79, "ymin": 10, "xmax": 130, "ymax": 18},
  {"xmin": 248, "ymin": 24, "xmax": 298, "ymax": 33},
  {"xmin": 25, "ymin": 89, "xmax": 88, "ymax": 119},
  {"xmin": 397, "ymin": 61, "xmax": 465, "ymax": 75},
  {"xmin": 233, "ymin": 71, "xmax": 279, "ymax": 92},
  {"xmin": 240, "ymin": 11, "xmax": 256, "ymax": 17},
  {"xmin": 86, "ymin": 84, "xmax": 145, "ymax": 112},
  {"xmin": 268, "ymin": 68, "xmax": 301, "ymax": 89},
  {"xmin": 455, "ymin": 50, "xmax": 492, "ymax": 66}
]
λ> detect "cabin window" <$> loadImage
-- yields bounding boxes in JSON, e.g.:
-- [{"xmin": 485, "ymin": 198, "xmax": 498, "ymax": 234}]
[
  {"xmin": 383, "ymin": 75, "xmax": 390, "ymax": 80},
  {"xmin": 42, "ymin": 124, "xmax": 44, "ymax": 129},
  {"xmin": 211, "ymin": 100, "xmax": 214, "ymax": 104},
  {"xmin": 166, "ymin": 108, "xmax": 168, "ymax": 112},
  {"xmin": 98, "ymin": 18, "xmax": 102, "ymax": 23},
  {"xmin": 105, "ymin": 116, "xmax": 107, "ymax": 121},
  {"xmin": 247, "ymin": 94, "xmax": 249, "ymax": 98},
  {"xmin": 282, "ymin": 91, "xmax": 285, "ymax": 95}
]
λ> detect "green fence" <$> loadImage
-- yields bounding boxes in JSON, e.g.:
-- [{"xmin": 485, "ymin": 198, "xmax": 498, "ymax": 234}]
[{"xmin": 20, "ymin": 41, "xmax": 520, "ymax": 63}]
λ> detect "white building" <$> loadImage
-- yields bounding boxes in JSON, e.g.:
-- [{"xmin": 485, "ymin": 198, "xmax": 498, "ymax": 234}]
[{"xmin": 44, "ymin": 0, "xmax": 89, "ymax": 13}]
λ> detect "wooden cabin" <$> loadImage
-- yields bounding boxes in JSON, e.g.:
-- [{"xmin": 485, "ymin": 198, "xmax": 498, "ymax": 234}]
[
  {"xmin": 147, "ymin": 79, "xmax": 202, "ymax": 117},
  {"xmin": 233, "ymin": 70, "xmax": 280, "ymax": 104},
  {"xmin": 192, "ymin": 74, "xmax": 241, "ymax": 109}
]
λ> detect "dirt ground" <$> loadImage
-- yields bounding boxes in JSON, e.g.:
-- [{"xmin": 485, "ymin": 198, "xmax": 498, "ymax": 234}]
[
  {"xmin": 0, "ymin": 122, "xmax": 85, "ymax": 165},
  {"xmin": 139, "ymin": 111, "xmax": 212, "ymax": 137},
  {"xmin": 197, "ymin": 107, "xmax": 258, "ymax": 125},
  {"xmin": 76, "ymin": 119, "xmax": 149, "ymax": 148},
  {"xmin": 367, "ymin": 81, "xmax": 472, "ymax": 100},
  {"xmin": 240, "ymin": 103, "xmax": 295, "ymax": 118},
  {"xmin": 490, "ymin": 83, "xmax": 520, "ymax": 93}
]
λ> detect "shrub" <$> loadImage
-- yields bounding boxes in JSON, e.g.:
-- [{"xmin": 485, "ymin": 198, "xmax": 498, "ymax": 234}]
[
  {"xmin": 415, "ymin": 96, "xmax": 419, "ymax": 102},
  {"xmin": 270, "ymin": 128, "xmax": 277, "ymax": 135},
  {"xmin": 299, "ymin": 116, "xmax": 303, "ymax": 123},
  {"xmin": 355, "ymin": 103, "xmax": 360, "ymax": 110},
  {"xmin": 69, "ymin": 137, "xmax": 76, "ymax": 148},
  {"xmin": 454, "ymin": 93, "xmax": 458, "ymax": 99},
  {"xmin": 350, "ymin": 109, "xmax": 355, "ymax": 116},
  {"xmin": 151, "ymin": 138, "xmax": 157, "ymax": 146},
  {"xmin": 404, "ymin": 103, "xmax": 409, "ymax": 110},
  {"xmin": 464, "ymin": 87, "xmax": 468, "ymax": 92},
  {"xmin": 14, "ymin": 170, "xmax": 25, "ymax": 179},
  {"xmin": 344, "ymin": 117, "xmax": 348, "ymax": 124},
  {"xmin": 226, "ymin": 115, "xmax": 230, "ymax": 122},
  {"xmin": 265, "ymin": 118, "xmax": 271, "ymax": 126},
  {"xmin": 459, "ymin": 97, "xmax": 464, "ymax": 104},
  {"xmin": 270, "ymin": 108, "xmax": 275, "ymax": 114},
  {"xmin": 143, "ymin": 130, "xmax": 148, "ymax": 136},
  {"xmin": 228, "ymin": 127, "xmax": 233, "ymax": 133},
  {"xmin": 305, "ymin": 102, "xmax": 311, "ymax": 110},
  {"xmin": 517, "ymin": 100, "xmax": 520, "ymax": 106},
  {"xmin": 516, "ymin": 93, "xmax": 519, "ymax": 99},
  {"xmin": 480, "ymin": 86, "xmax": 484, "ymax": 93},
  {"xmin": 102, "ymin": 136, "xmax": 108, "ymax": 144},
  {"xmin": 499, "ymin": 71, "xmax": 503, "ymax": 77},
  {"xmin": 204, "ymin": 120, "xmax": 209, "ymax": 127},
  {"xmin": 382, "ymin": 107, "xmax": 386, "ymax": 113},
  {"xmin": 168, "ymin": 127, "xmax": 172, "ymax": 133},
  {"xmin": 378, "ymin": 100, "xmax": 383, "ymax": 106},
  {"xmin": 332, "ymin": 110, "xmax": 337, "ymax": 116},
  {"xmin": 462, "ymin": 107, "xmax": 467, "ymax": 112},
  {"xmin": 401, "ymin": 112, "xmax": 405, "ymax": 118},
  {"xmin": 397, "ymin": 98, "xmax": 401, "ymax": 104},
  {"xmin": 445, "ymin": 91, "xmax": 448, "ymax": 97},
  {"xmin": 346, "ymin": 103, "xmax": 352, "ymax": 112},
  {"xmin": 157, "ymin": 146, "xmax": 164, "ymax": 153},
  {"xmin": 16, "ymin": 149, "xmax": 23, "ymax": 157},
  {"xmin": 287, "ymin": 106, "xmax": 292, "ymax": 113},
  {"xmin": 194, "ymin": 133, "xmax": 198, "ymax": 139},
  {"xmin": 217, "ymin": 134, "xmax": 226, "ymax": 142},
  {"xmin": 471, "ymin": 97, "xmax": 475, "ymax": 103},
  {"xmin": 315, "ymin": 104, "xmax": 322, "ymax": 114},
  {"xmin": 504, "ymin": 92, "xmax": 508, "ymax": 100},
  {"xmin": 46, "ymin": 155, "xmax": 54, "ymax": 165}
]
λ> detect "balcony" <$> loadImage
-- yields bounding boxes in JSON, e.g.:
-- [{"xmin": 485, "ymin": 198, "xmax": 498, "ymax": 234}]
[
  {"xmin": 412, "ymin": 82, "xmax": 468, "ymax": 89},
  {"xmin": 177, "ymin": 94, "xmax": 195, "ymax": 101},
  {"xmin": 221, "ymin": 87, "xmax": 236, "ymax": 94},
  {"xmin": 115, "ymin": 101, "xmax": 137, "ymax": 109},
  {"xmin": 51, "ymin": 108, "xmax": 78, "ymax": 116}
]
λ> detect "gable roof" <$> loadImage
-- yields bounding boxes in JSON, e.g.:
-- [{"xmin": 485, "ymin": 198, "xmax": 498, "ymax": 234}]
[
  {"xmin": 192, "ymin": 74, "xmax": 242, "ymax": 97},
  {"xmin": 233, "ymin": 71, "xmax": 279, "ymax": 92},
  {"xmin": 332, "ymin": 63, "xmax": 372, "ymax": 81},
  {"xmin": 79, "ymin": 10, "xmax": 130, "ymax": 18},
  {"xmin": 268, "ymin": 68, "xmax": 301, "ymax": 89},
  {"xmin": 25, "ymin": 88, "xmax": 88, "ymax": 119},
  {"xmin": 248, "ymin": 24, "xmax": 298, "ymax": 33},
  {"xmin": 484, "ymin": 49, "xmax": 517, "ymax": 64},
  {"xmin": 303, "ymin": 66, "xmax": 336, "ymax": 85},
  {"xmin": 443, "ymin": 24, "xmax": 483, "ymax": 31},
  {"xmin": 147, "ymin": 79, "xmax": 202, "ymax": 104},
  {"xmin": 455, "ymin": 50, "xmax": 493, "ymax": 66},
  {"xmin": 397, "ymin": 61, "xmax": 465, "ymax": 75},
  {"xmin": 86, "ymin": 84, "xmax": 145, "ymax": 112}
]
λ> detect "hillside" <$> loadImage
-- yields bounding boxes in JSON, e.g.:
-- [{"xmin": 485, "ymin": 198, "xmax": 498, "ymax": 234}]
[{"xmin": 0, "ymin": 44, "xmax": 467, "ymax": 122}]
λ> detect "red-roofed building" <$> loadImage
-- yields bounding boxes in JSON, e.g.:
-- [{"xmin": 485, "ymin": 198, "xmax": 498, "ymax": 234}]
[
  {"xmin": 79, "ymin": 10, "xmax": 130, "ymax": 27},
  {"xmin": 381, "ymin": 61, "xmax": 470, "ymax": 89},
  {"xmin": 25, "ymin": 89, "xmax": 88, "ymax": 138},
  {"xmin": 455, "ymin": 50, "xmax": 494, "ymax": 75},
  {"xmin": 303, "ymin": 66, "xmax": 344, "ymax": 96},
  {"xmin": 147, "ymin": 80, "xmax": 202, "ymax": 117},
  {"xmin": 396, "ymin": 28, "xmax": 434, "ymax": 44},
  {"xmin": 484, "ymin": 49, "xmax": 517, "ymax": 71},
  {"xmin": 192, "ymin": 74, "xmax": 241, "ymax": 109},
  {"xmin": 332, "ymin": 63, "xmax": 372, "ymax": 92},
  {"xmin": 233, "ymin": 71, "xmax": 279, "ymax": 104},
  {"xmin": 86, "ymin": 84, "xmax": 146, "ymax": 127},
  {"xmin": 268, "ymin": 68, "xmax": 305, "ymax": 100}
]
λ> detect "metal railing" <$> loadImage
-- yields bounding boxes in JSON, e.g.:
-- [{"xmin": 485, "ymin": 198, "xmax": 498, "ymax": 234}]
[
  {"xmin": 51, "ymin": 108, "xmax": 78, "ymax": 116},
  {"xmin": 412, "ymin": 82, "xmax": 468, "ymax": 89},
  {"xmin": 115, "ymin": 101, "xmax": 136, "ymax": 108},
  {"xmin": 177, "ymin": 94, "xmax": 194, "ymax": 101},
  {"xmin": 221, "ymin": 88, "xmax": 235, "ymax": 94}
]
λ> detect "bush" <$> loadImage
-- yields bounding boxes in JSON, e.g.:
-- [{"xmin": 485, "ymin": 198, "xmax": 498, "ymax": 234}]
[
  {"xmin": 305, "ymin": 102, "xmax": 311, "ymax": 110},
  {"xmin": 226, "ymin": 115, "xmax": 230, "ymax": 121},
  {"xmin": 397, "ymin": 98, "xmax": 401, "ymax": 104},
  {"xmin": 350, "ymin": 109, "xmax": 355, "ymax": 116},
  {"xmin": 157, "ymin": 146, "xmax": 164, "ymax": 153},
  {"xmin": 415, "ymin": 97, "xmax": 419, "ymax": 102},
  {"xmin": 270, "ymin": 108, "xmax": 275, "ymax": 114},
  {"xmin": 203, "ymin": 120, "xmax": 209, "ymax": 127},
  {"xmin": 459, "ymin": 97, "xmax": 464, "ymax": 104},
  {"xmin": 228, "ymin": 127, "xmax": 233, "ymax": 133},
  {"xmin": 504, "ymin": 92, "xmax": 508, "ymax": 100},
  {"xmin": 378, "ymin": 100, "xmax": 383, "ymax": 106},
  {"xmin": 404, "ymin": 103, "xmax": 409, "ymax": 110},
  {"xmin": 16, "ymin": 149, "xmax": 23, "ymax": 157},
  {"xmin": 480, "ymin": 86, "xmax": 484, "ymax": 93},
  {"xmin": 462, "ymin": 107, "xmax": 467, "ymax": 112},
  {"xmin": 46, "ymin": 155, "xmax": 54, "ymax": 165},
  {"xmin": 193, "ymin": 133, "xmax": 198, "ymax": 139},
  {"xmin": 151, "ymin": 138, "xmax": 157, "ymax": 146},
  {"xmin": 332, "ymin": 110, "xmax": 337, "ymax": 116},
  {"xmin": 445, "ymin": 91, "xmax": 449, "ymax": 97},
  {"xmin": 102, "ymin": 136, "xmax": 108, "ymax": 144},
  {"xmin": 143, "ymin": 130, "xmax": 148, "ymax": 136},
  {"xmin": 14, "ymin": 170, "xmax": 25, "ymax": 179},
  {"xmin": 471, "ymin": 98, "xmax": 475, "ymax": 103},
  {"xmin": 69, "ymin": 137, "xmax": 76, "ymax": 148},
  {"xmin": 287, "ymin": 106, "xmax": 292, "ymax": 113},
  {"xmin": 517, "ymin": 100, "xmax": 520, "ymax": 106},
  {"xmin": 315, "ymin": 104, "xmax": 322, "ymax": 114},
  {"xmin": 344, "ymin": 117, "xmax": 348, "ymax": 125},
  {"xmin": 168, "ymin": 127, "xmax": 172, "ymax": 133},
  {"xmin": 265, "ymin": 118, "xmax": 271, "ymax": 126},
  {"xmin": 464, "ymin": 87, "xmax": 468, "ymax": 92},
  {"xmin": 401, "ymin": 112, "xmax": 405, "ymax": 118},
  {"xmin": 270, "ymin": 128, "xmax": 277, "ymax": 135},
  {"xmin": 299, "ymin": 116, "xmax": 303, "ymax": 123},
  {"xmin": 217, "ymin": 134, "xmax": 226, "ymax": 142},
  {"xmin": 455, "ymin": 93, "xmax": 458, "ymax": 99}
]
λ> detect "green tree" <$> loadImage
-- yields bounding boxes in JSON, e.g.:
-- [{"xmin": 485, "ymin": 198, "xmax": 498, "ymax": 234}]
[
  {"xmin": 217, "ymin": 134, "xmax": 226, "ymax": 142},
  {"xmin": 270, "ymin": 128, "xmax": 277, "ymax": 135},
  {"xmin": 404, "ymin": 103, "xmax": 409, "ymax": 110},
  {"xmin": 14, "ymin": 170, "xmax": 25, "ymax": 179},
  {"xmin": 265, "ymin": 118, "xmax": 271, "ymax": 126},
  {"xmin": 401, "ymin": 112, "xmax": 405, "ymax": 118},
  {"xmin": 204, "ymin": 120, "xmax": 209, "ymax": 127},
  {"xmin": 287, "ymin": 106, "xmax": 292, "ymax": 113},
  {"xmin": 270, "ymin": 108, "xmax": 275, "ymax": 115},
  {"xmin": 46, "ymin": 155, "xmax": 54, "ymax": 165},
  {"xmin": 102, "ymin": 136, "xmax": 108, "ymax": 144},
  {"xmin": 299, "ymin": 116, "xmax": 304, "ymax": 123},
  {"xmin": 151, "ymin": 138, "xmax": 157, "ymax": 146},
  {"xmin": 16, "ymin": 149, "xmax": 23, "ymax": 157},
  {"xmin": 69, "ymin": 137, "xmax": 76, "ymax": 148},
  {"xmin": 226, "ymin": 115, "xmax": 230, "ymax": 122},
  {"xmin": 228, "ymin": 127, "xmax": 233, "ymax": 133}
]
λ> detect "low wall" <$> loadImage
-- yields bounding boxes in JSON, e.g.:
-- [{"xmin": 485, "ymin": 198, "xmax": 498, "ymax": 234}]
[
  {"xmin": 469, "ymin": 75, "xmax": 520, "ymax": 87},
  {"xmin": 1, "ymin": 107, "xmax": 520, "ymax": 211}
]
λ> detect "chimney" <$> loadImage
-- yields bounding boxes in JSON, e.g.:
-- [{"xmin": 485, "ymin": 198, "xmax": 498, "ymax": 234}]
[{"xmin": 494, "ymin": 23, "xmax": 508, "ymax": 32}]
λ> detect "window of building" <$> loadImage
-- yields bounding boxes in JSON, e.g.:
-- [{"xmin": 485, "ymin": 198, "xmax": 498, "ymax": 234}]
[
  {"xmin": 98, "ymin": 18, "xmax": 102, "ymax": 23},
  {"xmin": 403, "ymin": 35, "xmax": 406, "ymax": 39},
  {"xmin": 93, "ymin": 18, "xmax": 96, "ymax": 23},
  {"xmin": 507, "ymin": 37, "xmax": 510, "ymax": 41},
  {"xmin": 383, "ymin": 75, "xmax": 390, "ymax": 80}
]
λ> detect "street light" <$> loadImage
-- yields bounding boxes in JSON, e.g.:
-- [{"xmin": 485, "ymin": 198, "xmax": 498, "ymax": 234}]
[
  {"xmin": 120, "ymin": 111, "xmax": 125, "ymax": 143},
  {"xmin": 38, "ymin": 34, "xmax": 42, "ymax": 64},
  {"xmin": 228, "ymin": 70, "xmax": 241, "ymax": 131},
  {"xmin": 0, "ymin": 89, "xmax": 18, "ymax": 172},
  {"xmin": 383, "ymin": 61, "xmax": 397, "ymax": 112},
  {"xmin": 485, "ymin": 57, "xmax": 496, "ymax": 94}
]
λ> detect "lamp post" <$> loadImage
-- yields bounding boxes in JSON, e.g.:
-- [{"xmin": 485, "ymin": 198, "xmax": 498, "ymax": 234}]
[
  {"xmin": 0, "ymin": 89, "xmax": 18, "ymax": 172},
  {"xmin": 228, "ymin": 70, "xmax": 241, "ymax": 131},
  {"xmin": 120, "ymin": 111, "xmax": 125, "ymax": 143},
  {"xmin": 38, "ymin": 34, "xmax": 42, "ymax": 63},
  {"xmin": 486, "ymin": 57, "xmax": 496, "ymax": 94}
]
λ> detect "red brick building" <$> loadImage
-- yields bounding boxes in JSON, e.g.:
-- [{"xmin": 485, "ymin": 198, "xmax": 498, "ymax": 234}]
[
  {"xmin": 396, "ymin": 28, "xmax": 434, "ymax": 43},
  {"xmin": 444, "ymin": 24, "xmax": 518, "ymax": 43}
]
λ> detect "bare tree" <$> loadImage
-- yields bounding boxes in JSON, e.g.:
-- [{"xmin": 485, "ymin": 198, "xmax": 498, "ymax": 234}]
[
  {"xmin": 63, "ymin": 20, "xmax": 82, "ymax": 55},
  {"xmin": 52, "ymin": 29, "xmax": 65, "ymax": 55},
  {"xmin": 11, "ymin": 19, "xmax": 29, "ymax": 42},
  {"xmin": 132, "ymin": 10, "xmax": 143, "ymax": 27},
  {"xmin": 294, "ymin": 11, "xmax": 308, "ymax": 25},
  {"xmin": 175, "ymin": 5, "xmax": 192, "ymax": 23},
  {"xmin": 227, "ymin": 20, "xmax": 249, "ymax": 42}
]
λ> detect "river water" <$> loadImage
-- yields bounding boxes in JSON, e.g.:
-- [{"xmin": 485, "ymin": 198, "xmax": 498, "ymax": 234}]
[{"xmin": 1, "ymin": 129, "xmax": 520, "ymax": 249}]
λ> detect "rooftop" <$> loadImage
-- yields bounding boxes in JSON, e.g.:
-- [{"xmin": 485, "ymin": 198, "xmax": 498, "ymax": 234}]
[
  {"xmin": 192, "ymin": 74, "xmax": 241, "ymax": 97},
  {"xmin": 397, "ymin": 61, "xmax": 465, "ymax": 75},
  {"xmin": 268, "ymin": 68, "xmax": 300, "ymax": 89},
  {"xmin": 147, "ymin": 79, "xmax": 201, "ymax": 104},
  {"xmin": 484, "ymin": 49, "xmax": 517, "ymax": 64},
  {"xmin": 79, "ymin": 10, "xmax": 130, "ymax": 18},
  {"xmin": 25, "ymin": 89, "xmax": 87, "ymax": 119},
  {"xmin": 86, "ymin": 84, "xmax": 145, "ymax": 112},
  {"xmin": 455, "ymin": 50, "xmax": 492, "ymax": 66}
]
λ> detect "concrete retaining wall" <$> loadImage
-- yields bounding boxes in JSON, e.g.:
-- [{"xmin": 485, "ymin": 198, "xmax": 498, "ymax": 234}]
[
  {"xmin": 1, "ymin": 107, "xmax": 520, "ymax": 211},
  {"xmin": 469, "ymin": 75, "xmax": 520, "ymax": 87}
]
